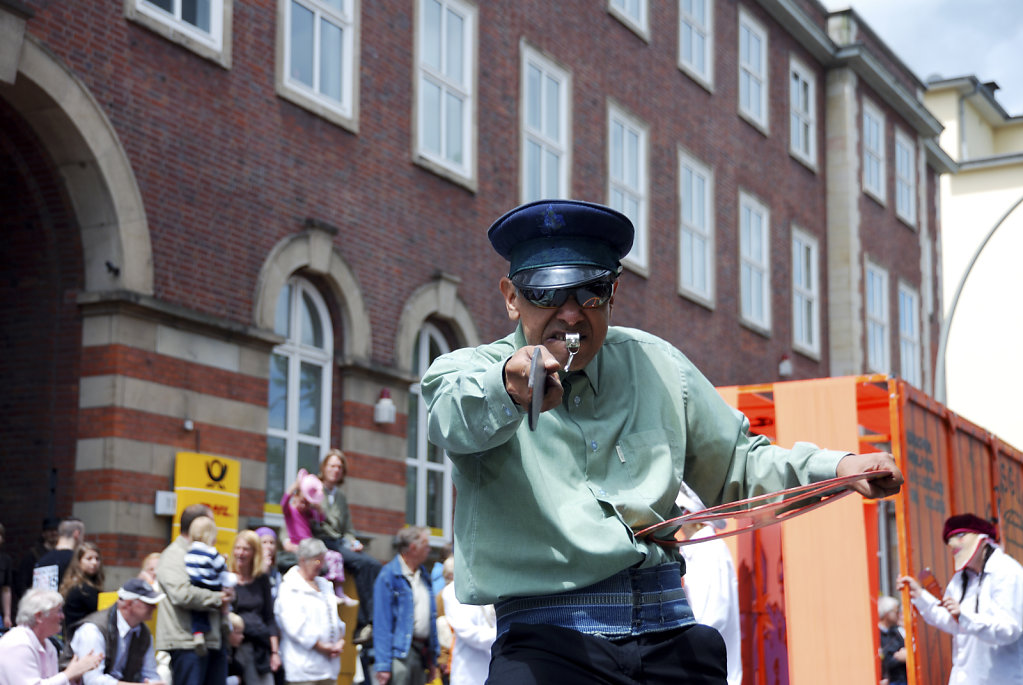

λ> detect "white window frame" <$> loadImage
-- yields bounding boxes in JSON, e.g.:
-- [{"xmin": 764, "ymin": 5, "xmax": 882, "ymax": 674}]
[
  {"xmin": 791, "ymin": 227, "xmax": 820, "ymax": 357},
  {"xmin": 265, "ymin": 277, "xmax": 334, "ymax": 522},
  {"xmin": 127, "ymin": 0, "xmax": 230, "ymax": 65},
  {"xmin": 414, "ymin": 0, "xmax": 478, "ymax": 188},
  {"xmin": 678, "ymin": 0, "xmax": 713, "ymax": 90},
  {"xmin": 738, "ymin": 7, "xmax": 768, "ymax": 132},
  {"xmin": 276, "ymin": 0, "xmax": 360, "ymax": 131},
  {"xmin": 608, "ymin": 102, "xmax": 650, "ymax": 275},
  {"xmin": 407, "ymin": 322, "xmax": 454, "ymax": 542},
  {"xmin": 898, "ymin": 283, "xmax": 922, "ymax": 387},
  {"xmin": 789, "ymin": 57, "xmax": 817, "ymax": 169},
  {"xmin": 678, "ymin": 149, "xmax": 715, "ymax": 306},
  {"xmin": 520, "ymin": 44, "xmax": 572, "ymax": 203},
  {"xmin": 739, "ymin": 191, "xmax": 771, "ymax": 331},
  {"xmin": 865, "ymin": 260, "xmax": 890, "ymax": 374},
  {"xmin": 895, "ymin": 128, "xmax": 917, "ymax": 226},
  {"xmin": 862, "ymin": 99, "xmax": 886, "ymax": 204},
  {"xmin": 608, "ymin": 0, "xmax": 649, "ymax": 40}
]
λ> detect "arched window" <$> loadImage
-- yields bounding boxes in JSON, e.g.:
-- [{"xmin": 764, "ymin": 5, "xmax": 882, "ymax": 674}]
[
  {"xmin": 265, "ymin": 276, "xmax": 334, "ymax": 520},
  {"xmin": 406, "ymin": 322, "xmax": 454, "ymax": 541}
]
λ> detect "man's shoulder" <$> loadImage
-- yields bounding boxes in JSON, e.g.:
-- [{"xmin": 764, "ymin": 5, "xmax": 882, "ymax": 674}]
[
  {"xmin": 379, "ymin": 556, "xmax": 404, "ymax": 578},
  {"xmin": 604, "ymin": 327, "xmax": 689, "ymax": 364},
  {"xmin": 35, "ymin": 548, "xmax": 72, "ymax": 567},
  {"xmin": 992, "ymin": 546, "xmax": 1023, "ymax": 576},
  {"xmin": 156, "ymin": 537, "xmax": 188, "ymax": 570}
]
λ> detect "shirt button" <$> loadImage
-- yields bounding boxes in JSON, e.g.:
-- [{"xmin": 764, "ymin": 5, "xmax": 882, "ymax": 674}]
[
  {"xmin": 598, "ymin": 489, "xmax": 607, "ymax": 496},
  {"xmin": 504, "ymin": 406, "xmax": 512, "ymax": 417},
  {"xmin": 591, "ymin": 440, "xmax": 598, "ymax": 451},
  {"xmin": 574, "ymin": 396, "xmax": 581, "ymax": 406}
]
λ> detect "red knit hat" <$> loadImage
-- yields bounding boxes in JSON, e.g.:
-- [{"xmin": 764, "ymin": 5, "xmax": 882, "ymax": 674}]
[{"xmin": 942, "ymin": 513, "xmax": 997, "ymax": 543}]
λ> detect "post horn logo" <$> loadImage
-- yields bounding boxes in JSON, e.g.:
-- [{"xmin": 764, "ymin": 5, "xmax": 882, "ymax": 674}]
[{"xmin": 206, "ymin": 459, "xmax": 229, "ymax": 490}]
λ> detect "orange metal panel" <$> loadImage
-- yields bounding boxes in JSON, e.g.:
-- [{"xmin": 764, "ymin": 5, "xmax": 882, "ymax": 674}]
[{"xmin": 772, "ymin": 378, "xmax": 877, "ymax": 685}]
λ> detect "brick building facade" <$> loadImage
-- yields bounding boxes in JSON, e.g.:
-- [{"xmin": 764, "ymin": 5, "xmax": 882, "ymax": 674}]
[{"xmin": 1, "ymin": 0, "xmax": 952, "ymax": 583}]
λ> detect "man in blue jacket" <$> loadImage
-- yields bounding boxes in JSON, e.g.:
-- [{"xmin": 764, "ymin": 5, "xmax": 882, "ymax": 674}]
[{"xmin": 373, "ymin": 526, "xmax": 439, "ymax": 685}]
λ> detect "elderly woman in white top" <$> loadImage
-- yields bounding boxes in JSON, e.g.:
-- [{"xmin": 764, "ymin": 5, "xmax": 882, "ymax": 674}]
[
  {"xmin": 274, "ymin": 538, "xmax": 345, "ymax": 685},
  {"xmin": 0, "ymin": 588, "xmax": 103, "ymax": 685}
]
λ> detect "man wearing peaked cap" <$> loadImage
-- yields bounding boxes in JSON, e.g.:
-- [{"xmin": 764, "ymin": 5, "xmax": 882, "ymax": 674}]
[
  {"xmin": 899, "ymin": 513, "xmax": 1023, "ymax": 685},
  {"xmin": 70, "ymin": 578, "xmax": 166, "ymax": 684},
  {"xmin": 421, "ymin": 199, "xmax": 903, "ymax": 683}
]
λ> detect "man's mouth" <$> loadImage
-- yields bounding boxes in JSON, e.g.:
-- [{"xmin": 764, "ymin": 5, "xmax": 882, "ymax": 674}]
[{"xmin": 549, "ymin": 331, "xmax": 583, "ymax": 343}]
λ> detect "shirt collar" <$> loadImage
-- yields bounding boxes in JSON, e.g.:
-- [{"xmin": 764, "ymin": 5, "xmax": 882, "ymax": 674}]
[
  {"xmin": 116, "ymin": 608, "xmax": 134, "ymax": 639},
  {"xmin": 398, "ymin": 554, "xmax": 420, "ymax": 581}
]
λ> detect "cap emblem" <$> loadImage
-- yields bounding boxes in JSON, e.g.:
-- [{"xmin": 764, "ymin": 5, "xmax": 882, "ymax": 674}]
[{"xmin": 541, "ymin": 205, "xmax": 566, "ymax": 236}]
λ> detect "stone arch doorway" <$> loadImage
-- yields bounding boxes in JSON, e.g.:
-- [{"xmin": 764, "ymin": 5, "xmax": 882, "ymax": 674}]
[{"xmin": 0, "ymin": 32, "xmax": 153, "ymax": 558}]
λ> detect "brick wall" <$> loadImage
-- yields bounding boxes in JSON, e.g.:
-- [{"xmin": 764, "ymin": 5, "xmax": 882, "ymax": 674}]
[{"xmin": 4, "ymin": 1, "xmax": 944, "ymax": 569}]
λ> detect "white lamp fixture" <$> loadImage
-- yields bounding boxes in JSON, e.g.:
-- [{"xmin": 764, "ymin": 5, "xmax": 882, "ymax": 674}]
[
  {"xmin": 374, "ymin": 388, "xmax": 397, "ymax": 424},
  {"xmin": 778, "ymin": 354, "xmax": 793, "ymax": 378}
]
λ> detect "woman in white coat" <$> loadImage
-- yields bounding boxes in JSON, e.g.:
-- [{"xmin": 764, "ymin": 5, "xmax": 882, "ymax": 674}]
[{"xmin": 274, "ymin": 538, "xmax": 345, "ymax": 685}]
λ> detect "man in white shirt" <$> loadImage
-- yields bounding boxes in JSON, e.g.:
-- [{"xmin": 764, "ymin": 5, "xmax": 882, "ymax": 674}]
[
  {"xmin": 71, "ymin": 578, "xmax": 166, "ymax": 684},
  {"xmin": 899, "ymin": 513, "xmax": 1023, "ymax": 685},
  {"xmin": 676, "ymin": 482, "xmax": 742, "ymax": 685}
]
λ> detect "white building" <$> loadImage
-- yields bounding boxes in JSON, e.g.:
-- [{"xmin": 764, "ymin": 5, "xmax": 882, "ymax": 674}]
[{"xmin": 926, "ymin": 77, "xmax": 1023, "ymax": 450}]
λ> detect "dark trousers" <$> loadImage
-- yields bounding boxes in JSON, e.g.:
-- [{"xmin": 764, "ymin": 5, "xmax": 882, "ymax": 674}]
[
  {"xmin": 335, "ymin": 543, "xmax": 383, "ymax": 627},
  {"xmin": 387, "ymin": 645, "xmax": 427, "ymax": 685},
  {"xmin": 169, "ymin": 647, "xmax": 228, "ymax": 685},
  {"xmin": 485, "ymin": 623, "xmax": 727, "ymax": 685}
]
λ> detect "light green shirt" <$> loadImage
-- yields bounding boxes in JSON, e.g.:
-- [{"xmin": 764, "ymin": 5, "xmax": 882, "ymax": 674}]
[{"xmin": 422, "ymin": 325, "xmax": 847, "ymax": 605}]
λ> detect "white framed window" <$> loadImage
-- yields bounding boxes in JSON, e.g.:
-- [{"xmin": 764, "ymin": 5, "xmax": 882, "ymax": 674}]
[
  {"xmin": 898, "ymin": 283, "xmax": 922, "ymax": 387},
  {"xmin": 791, "ymin": 227, "xmax": 820, "ymax": 356},
  {"xmin": 265, "ymin": 277, "xmax": 334, "ymax": 520},
  {"xmin": 608, "ymin": 103, "xmax": 650, "ymax": 274},
  {"xmin": 738, "ymin": 8, "xmax": 768, "ymax": 131},
  {"xmin": 277, "ymin": 0, "xmax": 359, "ymax": 130},
  {"xmin": 521, "ymin": 44, "xmax": 571, "ymax": 203},
  {"xmin": 865, "ymin": 260, "xmax": 890, "ymax": 374},
  {"xmin": 609, "ymin": 0, "xmax": 649, "ymax": 39},
  {"xmin": 739, "ymin": 191, "xmax": 771, "ymax": 330},
  {"xmin": 415, "ymin": 0, "xmax": 477, "ymax": 185},
  {"xmin": 678, "ymin": 0, "xmax": 713, "ymax": 88},
  {"xmin": 862, "ymin": 99, "xmax": 886, "ymax": 203},
  {"xmin": 789, "ymin": 57, "xmax": 816, "ymax": 168},
  {"xmin": 895, "ymin": 129, "xmax": 917, "ymax": 226},
  {"xmin": 678, "ymin": 150, "xmax": 714, "ymax": 305},
  {"xmin": 128, "ymin": 0, "xmax": 228, "ymax": 63},
  {"xmin": 406, "ymin": 322, "xmax": 454, "ymax": 541}
]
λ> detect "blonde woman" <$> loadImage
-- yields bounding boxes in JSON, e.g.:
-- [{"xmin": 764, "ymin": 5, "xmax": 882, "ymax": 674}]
[{"xmin": 229, "ymin": 530, "xmax": 281, "ymax": 685}]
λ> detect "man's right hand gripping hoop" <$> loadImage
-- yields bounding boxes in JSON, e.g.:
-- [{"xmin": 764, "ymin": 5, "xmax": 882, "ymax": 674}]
[{"xmin": 634, "ymin": 470, "xmax": 893, "ymax": 546}]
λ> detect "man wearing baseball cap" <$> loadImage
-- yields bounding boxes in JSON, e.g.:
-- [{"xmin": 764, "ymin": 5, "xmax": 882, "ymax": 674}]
[
  {"xmin": 421, "ymin": 199, "xmax": 903, "ymax": 683},
  {"xmin": 899, "ymin": 513, "xmax": 1023, "ymax": 684},
  {"xmin": 69, "ymin": 578, "xmax": 166, "ymax": 684}
]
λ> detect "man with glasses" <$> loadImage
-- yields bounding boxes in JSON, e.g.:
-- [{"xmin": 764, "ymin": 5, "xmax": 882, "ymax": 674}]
[{"xmin": 421, "ymin": 199, "xmax": 903, "ymax": 684}]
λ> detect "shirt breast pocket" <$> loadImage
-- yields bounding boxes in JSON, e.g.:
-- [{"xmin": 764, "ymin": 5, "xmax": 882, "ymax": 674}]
[{"xmin": 614, "ymin": 429, "xmax": 683, "ymax": 503}]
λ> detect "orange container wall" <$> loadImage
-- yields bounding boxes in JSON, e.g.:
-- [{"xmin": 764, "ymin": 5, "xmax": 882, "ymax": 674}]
[
  {"xmin": 715, "ymin": 376, "xmax": 1023, "ymax": 685},
  {"xmin": 774, "ymin": 378, "xmax": 878, "ymax": 685}
]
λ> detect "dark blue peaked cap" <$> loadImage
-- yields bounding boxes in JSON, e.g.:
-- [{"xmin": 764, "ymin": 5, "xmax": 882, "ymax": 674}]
[{"xmin": 488, "ymin": 200, "xmax": 635, "ymax": 288}]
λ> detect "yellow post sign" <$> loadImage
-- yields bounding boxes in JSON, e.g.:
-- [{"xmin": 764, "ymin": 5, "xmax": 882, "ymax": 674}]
[{"xmin": 173, "ymin": 452, "xmax": 240, "ymax": 555}]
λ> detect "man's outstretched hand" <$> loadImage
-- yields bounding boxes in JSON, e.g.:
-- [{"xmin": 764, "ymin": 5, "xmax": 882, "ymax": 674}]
[{"xmin": 836, "ymin": 452, "xmax": 904, "ymax": 498}]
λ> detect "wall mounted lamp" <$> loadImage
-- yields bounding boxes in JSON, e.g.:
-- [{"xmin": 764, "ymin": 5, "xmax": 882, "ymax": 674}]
[{"xmin": 374, "ymin": 388, "xmax": 397, "ymax": 424}]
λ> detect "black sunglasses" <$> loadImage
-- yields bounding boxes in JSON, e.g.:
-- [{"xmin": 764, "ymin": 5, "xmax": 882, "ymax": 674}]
[{"xmin": 516, "ymin": 279, "xmax": 615, "ymax": 309}]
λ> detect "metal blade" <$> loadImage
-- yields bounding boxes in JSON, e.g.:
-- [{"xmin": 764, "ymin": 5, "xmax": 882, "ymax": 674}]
[{"xmin": 528, "ymin": 351, "xmax": 545, "ymax": 431}]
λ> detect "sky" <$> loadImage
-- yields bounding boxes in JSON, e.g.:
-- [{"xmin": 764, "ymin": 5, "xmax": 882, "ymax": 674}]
[{"xmin": 820, "ymin": 0, "xmax": 1023, "ymax": 116}]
